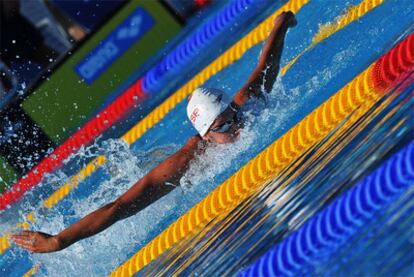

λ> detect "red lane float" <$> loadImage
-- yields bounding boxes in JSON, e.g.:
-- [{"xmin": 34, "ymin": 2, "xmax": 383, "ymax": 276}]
[
  {"xmin": 0, "ymin": 79, "xmax": 145, "ymax": 210},
  {"xmin": 371, "ymin": 34, "xmax": 414, "ymax": 91}
]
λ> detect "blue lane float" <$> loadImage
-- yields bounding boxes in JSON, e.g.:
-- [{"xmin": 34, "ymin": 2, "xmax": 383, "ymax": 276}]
[
  {"xmin": 239, "ymin": 141, "xmax": 414, "ymax": 277},
  {"xmin": 142, "ymin": 0, "xmax": 262, "ymax": 93}
]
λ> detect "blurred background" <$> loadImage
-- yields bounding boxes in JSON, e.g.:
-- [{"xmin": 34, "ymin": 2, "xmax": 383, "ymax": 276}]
[{"xmin": 0, "ymin": 0, "xmax": 213, "ymax": 87}]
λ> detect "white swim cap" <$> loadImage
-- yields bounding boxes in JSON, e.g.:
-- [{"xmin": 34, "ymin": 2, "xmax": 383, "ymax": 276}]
[{"xmin": 187, "ymin": 88, "xmax": 231, "ymax": 136}]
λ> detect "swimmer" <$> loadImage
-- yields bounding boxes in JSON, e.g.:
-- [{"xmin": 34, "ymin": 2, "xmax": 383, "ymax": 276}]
[{"xmin": 12, "ymin": 11, "xmax": 297, "ymax": 253}]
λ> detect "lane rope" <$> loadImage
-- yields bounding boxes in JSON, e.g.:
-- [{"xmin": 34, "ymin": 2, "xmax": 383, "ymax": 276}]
[{"xmin": 240, "ymin": 141, "xmax": 414, "ymax": 276}]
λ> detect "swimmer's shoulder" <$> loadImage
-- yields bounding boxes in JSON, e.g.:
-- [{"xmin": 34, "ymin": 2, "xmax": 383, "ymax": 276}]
[
  {"xmin": 186, "ymin": 135, "xmax": 206, "ymax": 152},
  {"xmin": 187, "ymin": 135, "xmax": 203, "ymax": 147}
]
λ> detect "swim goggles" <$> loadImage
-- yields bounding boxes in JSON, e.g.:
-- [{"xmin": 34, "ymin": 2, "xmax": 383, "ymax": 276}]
[{"xmin": 209, "ymin": 110, "xmax": 242, "ymax": 134}]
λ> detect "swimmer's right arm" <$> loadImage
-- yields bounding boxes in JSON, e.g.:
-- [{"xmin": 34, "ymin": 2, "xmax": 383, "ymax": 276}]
[
  {"xmin": 12, "ymin": 136, "xmax": 202, "ymax": 253},
  {"xmin": 233, "ymin": 11, "xmax": 296, "ymax": 107}
]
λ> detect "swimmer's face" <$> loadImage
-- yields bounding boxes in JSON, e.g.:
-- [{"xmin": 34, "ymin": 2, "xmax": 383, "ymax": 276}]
[{"xmin": 203, "ymin": 106, "xmax": 242, "ymax": 144}]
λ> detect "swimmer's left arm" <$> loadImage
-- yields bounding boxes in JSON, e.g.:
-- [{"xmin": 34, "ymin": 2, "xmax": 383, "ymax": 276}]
[{"xmin": 233, "ymin": 11, "xmax": 296, "ymax": 108}]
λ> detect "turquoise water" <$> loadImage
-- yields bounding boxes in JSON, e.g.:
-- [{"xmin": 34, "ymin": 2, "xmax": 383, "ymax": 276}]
[{"xmin": 1, "ymin": 0, "xmax": 414, "ymax": 276}]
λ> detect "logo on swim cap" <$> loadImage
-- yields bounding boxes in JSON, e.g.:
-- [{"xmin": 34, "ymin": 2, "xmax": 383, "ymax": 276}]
[
  {"xmin": 190, "ymin": 108, "xmax": 200, "ymax": 123},
  {"xmin": 187, "ymin": 88, "xmax": 231, "ymax": 136}
]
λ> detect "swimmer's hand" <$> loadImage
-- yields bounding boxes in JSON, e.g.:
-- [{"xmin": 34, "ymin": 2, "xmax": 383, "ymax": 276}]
[
  {"xmin": 12, "ymin": 230, "xmax": 61, "ymax": 253},
  {"xmin": 279, "ymin": 11, "xmax": 297, "ymax": 28}
]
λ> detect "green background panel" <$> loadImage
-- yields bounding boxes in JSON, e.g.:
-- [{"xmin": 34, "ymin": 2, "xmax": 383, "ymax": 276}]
[
  {"xmin": 0, "ymin": 155, "xmax": 18, "ymax": 193},
  {"xmin": 22, "ymin": 0, "xmax": 181, "ymax": 144}
]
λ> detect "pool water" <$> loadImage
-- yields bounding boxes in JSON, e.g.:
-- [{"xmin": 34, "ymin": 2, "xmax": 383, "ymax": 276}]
[{"xmin": 1, "ymin": 0, "xmax": 413, "ymax": 276}]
